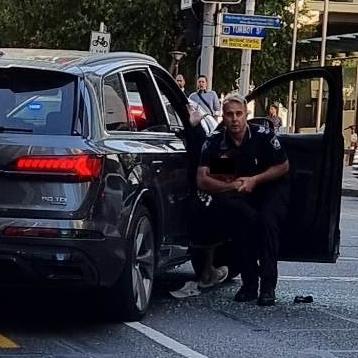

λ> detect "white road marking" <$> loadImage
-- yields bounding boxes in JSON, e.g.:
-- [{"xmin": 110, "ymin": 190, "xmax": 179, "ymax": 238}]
[
  {"xmin": 338, "ymin": 256, "xmax": 358, "ymax": 261},
  {"xmin": 300, "ymin": 350, "xmax": 338, "ymax": 358},
  {"xmin": 279, "ymin": 275, "xmax": 358, "ymax": 282},
  {"xmin": 125, "ymin": 321, "xmax": 208, "ymax": 358},
  {"xmin": 318, "ymin": 310, "xmax": 358, "ymax": 325},
  {"xmin": 340, "ymin": 212, "xmax": 358, "ymax": 217}
]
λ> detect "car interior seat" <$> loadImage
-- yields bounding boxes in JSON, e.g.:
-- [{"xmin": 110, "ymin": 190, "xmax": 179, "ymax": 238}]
[
  {"xmin": 104, "ymin": 85, "xmax": 128, "ymax": 131},
  {"xmin": 0, "ymin": 89, "xmax": 15, "ymax": 119},
  {"xmin": 45, "ymin": 111, "xmax": 65, "ymax": 133}
]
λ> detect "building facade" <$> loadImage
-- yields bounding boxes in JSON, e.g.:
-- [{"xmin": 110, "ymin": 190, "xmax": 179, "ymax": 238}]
[{"xmin": 301, "ymin": 1, "xmax": 358, "ymax": 147}]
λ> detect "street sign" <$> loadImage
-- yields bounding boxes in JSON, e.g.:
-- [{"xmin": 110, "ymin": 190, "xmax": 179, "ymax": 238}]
[
  {"xmin": 181, "ymin": 0, "xmax": 192, "ymax": 10},
  {"xmin": 219, "ymin": 36, "xmax": 262, "ymax": 50},
  {"xmin": 90, "ymin": 31, "xmax": 111, "ymax": 54},
  {"xmin": 222, "ymin": 13, "xmax": 281, "ymax": 29},
  {"xmin": 221, "ymin": 24, "xmax": 266, "ymax": 38}
]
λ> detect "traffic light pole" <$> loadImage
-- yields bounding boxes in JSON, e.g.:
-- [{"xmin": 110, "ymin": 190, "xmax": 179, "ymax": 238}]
[
  {"xmin": 287, "ymin": 0, "xmax": 300, "ymax": 132},
  {"xmin": 239, "ymin": 0, "xmax": 255, "ymax": 97},
  {"xmin": 200, "ymin": 3, "xmax": 217, "ymax": 89},
  {"xmin": 316, "ymin": 0, "xmax": 329, "ymax": 132}
]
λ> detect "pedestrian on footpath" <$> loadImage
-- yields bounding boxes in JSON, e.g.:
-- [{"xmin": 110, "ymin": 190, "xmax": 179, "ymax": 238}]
[
  {"xmin": 175, "ymin": 74, "xmax": 190, "ymax": 97},
  {"xmin": 189, "ymin": 75, "xmax": 221, "ymax": 121},
  {"xmin": 195, "ymin": 93, "xmax": 290, "ymax": 305},
  {"xmin": 267, "ymin": 103, "xmax": 282, "ymax": 133},
  {"xmin": 349, "ymin": 126, "xmax": 357, "ymax": 165}
]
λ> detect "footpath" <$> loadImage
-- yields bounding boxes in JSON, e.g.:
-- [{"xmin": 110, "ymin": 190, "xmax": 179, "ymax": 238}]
[{"xmin": 342, "ymin": 165, "xmax": 358, "ymax": 197}]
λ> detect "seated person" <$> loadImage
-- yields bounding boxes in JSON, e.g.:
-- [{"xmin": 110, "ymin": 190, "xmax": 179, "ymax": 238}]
[{"xmin": 194, "ymin": 93, "xmax": 289, "ymax": 306}]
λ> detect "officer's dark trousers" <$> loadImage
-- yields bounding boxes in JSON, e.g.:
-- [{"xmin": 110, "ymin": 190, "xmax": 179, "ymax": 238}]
[{"xmin": 213, "ymin": 181, "xmax": 289, "ymax": 291}]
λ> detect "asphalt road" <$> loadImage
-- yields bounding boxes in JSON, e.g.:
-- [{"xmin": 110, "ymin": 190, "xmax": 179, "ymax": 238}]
[{"xmin": 0, "ymin": 197, "xmax": 357, "ymax": 358}]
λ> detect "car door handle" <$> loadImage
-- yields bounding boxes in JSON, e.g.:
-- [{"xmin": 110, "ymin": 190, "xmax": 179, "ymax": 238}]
[{"xmin": 151, "ymin": 160, "xmax": 163, "ymax": 174}]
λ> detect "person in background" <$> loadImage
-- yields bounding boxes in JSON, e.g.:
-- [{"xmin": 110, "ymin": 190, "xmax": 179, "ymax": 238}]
[
  {"xmin": 349, "ymin": 126, "xmax": 357, "ymax": 166},
  {"xmin": 268, "ymin": 103, "xmax": 282, "ymax": 133},
  {"xmin": 189, "ymin": 75, "xmax": 220, "ymax": 121},
  {"xmin": 175, "ymin": 74, "xmax": 189, "ymax": 97}
]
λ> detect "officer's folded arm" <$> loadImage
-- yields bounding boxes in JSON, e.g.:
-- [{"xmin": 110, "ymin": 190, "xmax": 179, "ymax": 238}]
[
  {"xmin": 238, "ymin": 160, "xmax": 289, "ymax": 193},
  {"xmin": 197, "ymin": 166, "xmax": 241, "ymax": 193},
  {"xmin": 197, "ymin": 160, "xmax": 289, "ymax": 194},
  {"xmin": 251, "ymin": 160, "xmax": 289, "ymax": 186}
]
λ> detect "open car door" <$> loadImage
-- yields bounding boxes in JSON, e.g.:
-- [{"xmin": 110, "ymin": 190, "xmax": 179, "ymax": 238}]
[{"xmin": 247, "ymin": 66, "xmax": 343, "ymax": 263}]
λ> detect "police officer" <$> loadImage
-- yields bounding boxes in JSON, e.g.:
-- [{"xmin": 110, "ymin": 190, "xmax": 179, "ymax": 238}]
[{"xmin": 196, "ymin": 93, "xmax": 289, "ymax": 306}]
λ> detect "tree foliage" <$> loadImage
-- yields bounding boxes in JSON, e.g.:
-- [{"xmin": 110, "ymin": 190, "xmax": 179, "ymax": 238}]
[
  {"xmin": 0, "ymin": 0, "xmax": 180, "ymax": 69},
  {"xmin": 0, "ymin": 0, "xmax": 316, "ymax": 93}
]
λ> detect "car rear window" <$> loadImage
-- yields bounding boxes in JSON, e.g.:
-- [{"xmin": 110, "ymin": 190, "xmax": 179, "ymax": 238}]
[{"xmin": 0, "ymin": 68, "xmax": 77, "ymax": 135}]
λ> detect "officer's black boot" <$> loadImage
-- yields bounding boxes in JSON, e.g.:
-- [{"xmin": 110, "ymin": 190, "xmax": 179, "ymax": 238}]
[
  {"xmin": 234, "ymin": 272, "xmax": 258, "ymax": 303},
  {"xmin": 234, "ymin": 285, "xmax": 258, "ymax": 302},
  {"xmin": 257, "ymin": 288, "xmax": 276, "ymax": 306}
]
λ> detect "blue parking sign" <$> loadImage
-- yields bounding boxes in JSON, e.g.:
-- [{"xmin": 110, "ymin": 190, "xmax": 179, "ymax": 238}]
[{"xmin": 222, "ymin": 25, "xmax": 266, "ymax": 38}]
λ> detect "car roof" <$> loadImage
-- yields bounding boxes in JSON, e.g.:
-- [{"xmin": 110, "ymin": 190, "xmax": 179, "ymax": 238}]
[{"xmin": 0, "ymin": 48, "xmax": 158, "ymax": 74}]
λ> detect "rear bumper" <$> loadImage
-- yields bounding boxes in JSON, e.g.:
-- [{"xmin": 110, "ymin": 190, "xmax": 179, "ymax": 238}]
[{"xmin": 0, "ymin": 220, "xmax": 128, "ymax": 287}]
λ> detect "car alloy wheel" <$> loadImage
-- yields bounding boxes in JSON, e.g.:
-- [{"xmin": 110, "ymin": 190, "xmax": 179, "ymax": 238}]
[
  {"xmin": 103, "ymin": 206, "xmax": 155, "ymax": 322},
  {"xmin": 131, "ymin": 215, "xmax": 155, "ymax": 311}
]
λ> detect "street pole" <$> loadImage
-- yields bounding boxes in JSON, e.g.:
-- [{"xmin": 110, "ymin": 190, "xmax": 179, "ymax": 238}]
[
  {"xmin": 316, "ymin": 0, "xmax": 329, "ymax": 132},
  {"xmin": 200, "ymin": 3, "xmax": 217, "ymax": 90},
  {"xmin": 239, "ymin": 0, "xmax": 255, "ymax": 97},
  {"xmin": 287, "ymin": 0, "xmax": 300, "ymax": 133}
]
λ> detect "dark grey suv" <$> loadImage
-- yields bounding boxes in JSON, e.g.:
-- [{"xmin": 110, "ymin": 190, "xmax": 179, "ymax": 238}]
[{"xmin": 0, "ymin": 49, "xmax": 344, "ymax": 321}]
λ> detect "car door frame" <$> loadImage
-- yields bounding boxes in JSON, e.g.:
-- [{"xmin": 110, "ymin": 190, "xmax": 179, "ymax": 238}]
[
  {"xmin": 247, "ymin": 66, "xmax": 344, "ymax": 263},
  {"xmin": 109, "ymin": 64, "xmax": 190, "ymax": 249},
  {"xmin": 149, "ymin": 65, "xmax": 192, "ymax": 247}
]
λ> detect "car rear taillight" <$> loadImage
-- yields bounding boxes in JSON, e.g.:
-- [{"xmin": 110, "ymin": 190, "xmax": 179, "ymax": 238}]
[
  {"xmin": 3, "ymin": 227, "xmax": 103, "ymax": 240},
  {"xmin": 13, "ymin": 155, "xmax": 102, "ymax": 181},
  {"xmin": 3, "ymin": 227, "xmax": 59, "ymax": 238}
]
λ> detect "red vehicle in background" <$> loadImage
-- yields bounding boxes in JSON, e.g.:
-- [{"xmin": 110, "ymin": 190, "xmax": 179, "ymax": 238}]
[{"xmin": 127, "ymin": 91, "xmax": 147, "ymax": 131}]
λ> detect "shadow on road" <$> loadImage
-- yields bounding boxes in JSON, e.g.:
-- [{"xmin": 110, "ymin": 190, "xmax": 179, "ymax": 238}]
[{"xmin": 0, "ymin": 269, "xmax": 196, "ymax": 330}]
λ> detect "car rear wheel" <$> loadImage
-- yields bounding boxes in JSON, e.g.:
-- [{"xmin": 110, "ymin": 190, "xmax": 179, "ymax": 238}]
[{"xmin": 105, "ymin": 206, "xmax": 155, "ymax": 321}]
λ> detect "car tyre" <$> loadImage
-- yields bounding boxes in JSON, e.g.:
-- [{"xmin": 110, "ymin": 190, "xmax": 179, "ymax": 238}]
[{"xmin": 104, "ymin": 206, "xmax": 155, "ymax": 321}]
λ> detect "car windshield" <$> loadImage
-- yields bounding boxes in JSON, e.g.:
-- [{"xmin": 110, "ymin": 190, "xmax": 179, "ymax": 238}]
[{"xmin": 0, "ymin": 68, "xmax": 77, "ymax": 135}]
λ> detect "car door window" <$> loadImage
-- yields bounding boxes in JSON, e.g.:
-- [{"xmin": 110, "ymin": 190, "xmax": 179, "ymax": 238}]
[
  {"xmin": 122, "ymin": 70, "xmax": 168, "ymax": 132},
  {"xmin": 152, "ymin": 74, "xmax": 185, "ymax": 128},
  {"xmin": 159, "ymin": 90, "xmax": 183, "ymax": 127},
  {"xmin": 103, "ymin": 73, "xmax": 129, "ymax": 131},
  {"xmin": 252, "ymin": 77, "xmax": 329, "ymax": 135}
]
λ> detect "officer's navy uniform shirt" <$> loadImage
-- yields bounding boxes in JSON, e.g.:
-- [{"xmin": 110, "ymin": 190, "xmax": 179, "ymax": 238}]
[{"xmin": 200, "ymin": 124, "xmax": 288, "ymax": 179}]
